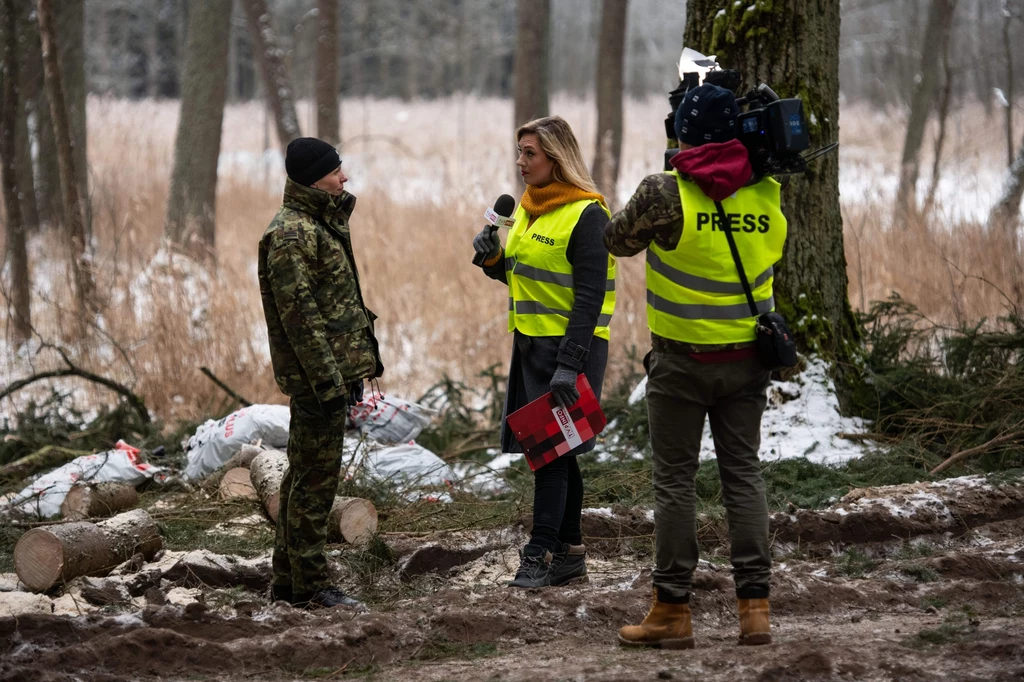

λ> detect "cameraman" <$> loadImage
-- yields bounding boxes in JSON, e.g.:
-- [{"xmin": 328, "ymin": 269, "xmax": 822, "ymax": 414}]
[{"xmin": 608, "ymin": 84, "xmax": 787, "ymax": 649}]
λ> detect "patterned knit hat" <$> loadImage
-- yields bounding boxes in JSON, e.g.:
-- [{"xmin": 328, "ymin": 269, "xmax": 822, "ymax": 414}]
[{"xmin": 674, "ymin": 83, "xmax": 738, "ymax": 147}]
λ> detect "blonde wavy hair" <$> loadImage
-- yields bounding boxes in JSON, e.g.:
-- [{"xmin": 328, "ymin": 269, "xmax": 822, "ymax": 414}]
[{"xmin": 516, "ymin": 116, "xmax": 601, "ymax": 195}]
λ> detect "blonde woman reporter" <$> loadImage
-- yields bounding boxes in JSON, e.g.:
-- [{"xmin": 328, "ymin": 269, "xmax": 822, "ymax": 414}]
[{"xmin": 473, "ymin": 116, "xmax": 616, "ymax": 588}]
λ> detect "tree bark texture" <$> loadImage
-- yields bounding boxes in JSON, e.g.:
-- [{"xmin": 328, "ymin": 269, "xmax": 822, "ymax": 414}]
[
  {"xmin": 17, "ymin": 3, "xmax": 60, "ymax": 229},
  {"xmin": 61, "ymin": 482, "xmax": 139, "ymax": 520},
  {"xmin": 1003, "ymin": 6, "xmax": 1014, "ymax": 167},
  {"xmin": 0, "ymin": 0, "xmax": 31, "ymax": 345},
  {"xmin": 513, "ymin": 0, "xmax": 550, "ymax": 128},
  {"xmin": 895, "ymin": 0, "xmax": 958, "ymax": 215},
  {"xmin": 37, "ymin": 0, "xmax": 96, "ymax": 319},
  {"xmin": 164, "ymin": 0, "xmax": 232, "ymax": 256},
  {"xmin": 988, "ymin": 132, "xmax": 1024, "ymax": 237},
  {"xmin": 13, "ymin": 509, "xmax": 162, "ymax": 593},
  {"xmin": 315, "ymin": 0, "xmax": 340, "ymax": 145},
  {"xmin": 591, "ymin": 0, "xmax": 628, "ymax": 210},
  {"xmin": 241, "ymin": 0, "xmax": 301, "ymax": 150},
  {"xmin": 684, "ymin": 0, "xmax": 859, "ymax": 366},
  {"xmin": 11, "ymin": 1, "xmax": 38, "ymax": 231}
]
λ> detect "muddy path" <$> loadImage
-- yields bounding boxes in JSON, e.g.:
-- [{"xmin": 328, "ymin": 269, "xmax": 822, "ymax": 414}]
[{"xmin": 2, "ymin": 477, "xmax": 1023, "ymax": 681}]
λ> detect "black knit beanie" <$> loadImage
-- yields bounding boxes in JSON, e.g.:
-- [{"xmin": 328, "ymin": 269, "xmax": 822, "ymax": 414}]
[
  {"xmin": 675, "ymin": 83, "xmax": 738, "ymax": 147},
  {"xmin": 285, "ymin": 137, "xmax": 342, "ymax": 186}
]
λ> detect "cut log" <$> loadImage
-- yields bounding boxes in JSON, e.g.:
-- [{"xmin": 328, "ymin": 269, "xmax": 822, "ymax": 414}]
[
  {"xmin": 201, "ymin": 443, "xmax": 265, "ymax": 492},
  {"xmin": 328, "ymin": 496, "xmax": 378, "ymax": 545},
  {"xmin": 218, "ymin": 468, "xmax": 257, "ymax": 501},
  {"xmin": 222, "ymin": 443, "xmax": 263, "ymax": 471},
  {"xmin": 249, "ymin": 449, "xmax": 288, "ymax": 523},
  {"xmin": 250, "ymin": 450, "xmax": 378, "ymax": 543},
  {"xmin": 13, "ymin": 509, "xmax": 162, "ymax": 592},
  {"xmin": 61, "ymin": 482, "xmax": 139, "ymax": 520}
]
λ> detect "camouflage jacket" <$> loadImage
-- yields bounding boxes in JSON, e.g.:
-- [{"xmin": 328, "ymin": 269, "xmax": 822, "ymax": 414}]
[
  {"xmin": 603, "ymin": 172, "xmax": 684, "ymax": 257},
  {"xmin": 258, "ymin": 178, "xmax": 383, "ymax": 403}
]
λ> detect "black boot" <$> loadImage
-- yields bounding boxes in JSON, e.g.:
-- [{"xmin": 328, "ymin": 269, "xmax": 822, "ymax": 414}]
[
  {"xmin": 269, "ymin": 584, "xmax": 292, "ymax": 603},
  {"xmin": 508, "ymin": 544, "xmax": 553, "ymax": 588},
  {"xmin": 293, "ymin": 586, "xmax": 365, "ymax": 610},
  {"xmin": 548, "ymin": 543, "xmax": 588, "ymax": 586}
]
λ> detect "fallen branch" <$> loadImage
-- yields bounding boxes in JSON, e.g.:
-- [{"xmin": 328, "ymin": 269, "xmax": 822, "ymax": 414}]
[
  {"xmin": 0, "ymin": 445, "xmax": 92, "ymax": 481},
  {"xmin": 200, "ymin": 366, "xmax": 252, "ymax": 407},
  {"xmin": 930, "ymin": 429, "xmax": 1024, "ymax": 475},
  {"xmin": 0, "ymin": 350, "xmax": 150, "ymax": 424}
]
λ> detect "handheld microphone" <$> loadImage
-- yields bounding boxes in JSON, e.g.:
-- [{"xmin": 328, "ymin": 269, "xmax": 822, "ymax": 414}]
[{"xmin": 472, "ymin": 194, "xmax": 516, "ymax": 266}]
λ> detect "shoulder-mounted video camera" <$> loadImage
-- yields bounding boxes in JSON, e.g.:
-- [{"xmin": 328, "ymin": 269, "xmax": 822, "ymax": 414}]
[{"xmin": 664, "ymin": 50, "xmax": 837, "ymax": 181}]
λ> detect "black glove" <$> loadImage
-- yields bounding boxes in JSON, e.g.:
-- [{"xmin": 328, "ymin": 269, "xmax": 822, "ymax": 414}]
[
  {"xmin": 348, "ymin": 380, "xmax": 364, "ymax": 405},
  {"xmin": 472, "ymin": 225, "xmax": 501, "ymax": 265},
  {"xmin": 550, "ymin": 365, "xmax": 580, "ymax": 409}
]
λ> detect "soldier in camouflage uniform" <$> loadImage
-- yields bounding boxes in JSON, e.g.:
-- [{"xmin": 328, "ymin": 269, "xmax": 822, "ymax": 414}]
[
  {"xmin": 258, "ymin": 137, "xmax": 383, "ymax": 610},
  {"xmin": 611, "ymin": 85, "xmax": 786, "ymax": 648}
]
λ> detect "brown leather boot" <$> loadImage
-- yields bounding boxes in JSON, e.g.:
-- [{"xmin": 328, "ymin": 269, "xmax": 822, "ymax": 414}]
[
  {"xmin": 738, "ymin": 598, "xmax": 772, "ymax": 645},
  {"xmin": 618, "ymin": 587, "xmax": 695, "ymax": 649}
]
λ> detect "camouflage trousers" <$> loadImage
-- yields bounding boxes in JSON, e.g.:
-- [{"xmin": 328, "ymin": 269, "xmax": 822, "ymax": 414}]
[{"xmin": 272, "ymin": 398, "xmax": 347, "ymax": 598}]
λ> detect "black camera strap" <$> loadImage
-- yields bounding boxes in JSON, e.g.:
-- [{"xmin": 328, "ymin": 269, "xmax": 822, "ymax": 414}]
[{"xmin": 714, "ymin": 200, "xmax": 760, "ymax": 318}]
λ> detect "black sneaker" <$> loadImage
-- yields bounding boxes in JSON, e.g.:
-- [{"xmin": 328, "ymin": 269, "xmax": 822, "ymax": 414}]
[
  {"xmin": 548, "ymin": 543, "xmax": 588, "ymax": 586},
  {"xmin": 508, "ymin": 544, "xmax": 553, "ymax": 588},
  {"xmin": 293, "ymin": 586, "xmax": 365, "ymax": 610},
  {"xmin": 269, "ymin": 584, "xmax": 292, "ymax": 603}
]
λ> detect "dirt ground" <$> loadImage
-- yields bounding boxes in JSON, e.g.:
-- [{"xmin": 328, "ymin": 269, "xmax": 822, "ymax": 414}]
[{"xmin": 2, "ymin": 477, "xmax": 1023, "ymax": 682}]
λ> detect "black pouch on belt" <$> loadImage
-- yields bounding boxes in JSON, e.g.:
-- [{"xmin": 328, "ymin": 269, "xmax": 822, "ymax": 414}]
[{"xmin": 714, "ymin": 201, "xmax": 798, "ymax": 371}]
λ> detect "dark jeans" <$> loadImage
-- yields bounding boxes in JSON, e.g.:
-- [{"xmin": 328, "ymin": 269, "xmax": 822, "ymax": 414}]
[
  {"xmin": 647, "ymin": 350, "xmax": 772, "ymax": 600},
  {"xmin": 530, "ymin": 455, "xmax": 584, "ymax": 552}
]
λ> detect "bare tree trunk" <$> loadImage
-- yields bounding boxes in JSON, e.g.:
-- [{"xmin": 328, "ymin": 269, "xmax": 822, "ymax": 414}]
[
  {"xmin": 895, "ymin": 0, "xmax": 958, "ymax": 217},
  {"xmin": 17, "ymin": 2, "xmax": 59, "ymax": 229},
  {"xmin": 923, "ymin": 37, "xmax": 954, "ymax": 216},
  {"xmin": 1003, "ymin": 2, "xmax": 1014, "ymax": 167},
  {"xmin": 591, "ymin": 0, "xmax": 628, "ymax": 210},
  {"xmin": 513, "ymin": 0, "xmax": 549, "ymax": 128},
  {"xmin": 988, "ymin": 132, "xmax": 1024, "ymax": 236},
  {"xmin": 52, "ymin": 0, "xmax": 89, "ymax": 236},
  {"xmin": 315, "ymin": 0, "xmax": 340, "ymax": 145},
  {"xmin": 241, "ymin": 0, "xmax": 301, "ymax": 149},
  {"xmin": 38, "ymin": 0, "xmax": 96, "ymax": 320},
  {"xmin": 14, "ymin": 78, "xmax": 39, "ymax": 230},
  {"xmin": 0, "ymin": 0, "xmax": 32, "ymax": 345},
  {"xmin": 164, "ymin": 0, "xmax": 232, "ymax": 257},
  {"xmin": 685, "ymin": 0, "xmax": 859, "ymax": 381}
]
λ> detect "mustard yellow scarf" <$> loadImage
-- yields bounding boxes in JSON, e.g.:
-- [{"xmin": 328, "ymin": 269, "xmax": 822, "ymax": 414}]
[{"xmin": 520, "ymin": 181, "xmax": 606, "ymax": 218}]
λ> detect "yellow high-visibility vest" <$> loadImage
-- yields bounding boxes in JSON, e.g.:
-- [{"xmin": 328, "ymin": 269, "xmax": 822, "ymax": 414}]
[
  {"xmin": 646, "ymin": 172, "xmax": 787, "ymax": 344},
  {"xmin": 506, "ymin": 199, "xmax": 616, "ymax": 341}
]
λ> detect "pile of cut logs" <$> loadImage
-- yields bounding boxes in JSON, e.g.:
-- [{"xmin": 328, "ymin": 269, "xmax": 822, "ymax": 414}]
[{"xmin": 12, "ymin": 443, "xmax": 378, "ymax": 593}]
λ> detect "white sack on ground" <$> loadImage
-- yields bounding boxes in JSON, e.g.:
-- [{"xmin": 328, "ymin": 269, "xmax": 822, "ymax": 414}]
[
  {"xmin": 358, "ymin": 442, "xmax": 455, "ymax": 494},
  {"xmin": 9, "ymin": 441, "xmax": 161, "ymax": 518},
  {"xmin": 348, "ymin": 392, "xmax": 434, "ymax": 444},
  {"xmin": 182, "ymin": 404, "xmax": 290, "ymax": 480}
]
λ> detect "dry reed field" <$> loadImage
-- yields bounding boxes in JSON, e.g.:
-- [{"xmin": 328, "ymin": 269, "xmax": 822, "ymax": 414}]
[{"xmin": 1, "ymin": 96, "xmax": 1021, "ymax": 423}]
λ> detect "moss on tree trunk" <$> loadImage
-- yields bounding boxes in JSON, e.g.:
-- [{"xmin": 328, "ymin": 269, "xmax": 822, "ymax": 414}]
[{"xmin": 685, "ymin": 0, "xmax": 860, "ymax": 388}]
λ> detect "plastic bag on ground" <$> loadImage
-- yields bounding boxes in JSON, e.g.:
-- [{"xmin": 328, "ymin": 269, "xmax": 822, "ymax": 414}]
[
  {"xmin": 348, "ymin": 391, "xmax": 435, "ymax": 444},
  {"xmin": 182, "ymin": 404, "xmax": 290, "ymax": 480},
  {"xmin": 9, "ymin": 441, "xmax": 161, "ymax": 518},
  {"xmin": 345, "ymin": 441, "xmax": 454, "ymax": 500}
]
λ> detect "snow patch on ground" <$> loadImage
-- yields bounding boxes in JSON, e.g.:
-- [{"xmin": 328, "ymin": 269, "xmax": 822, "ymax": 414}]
[{"xmin": 620, "ymin": 356, "xmax": 873, "ymax": 465}]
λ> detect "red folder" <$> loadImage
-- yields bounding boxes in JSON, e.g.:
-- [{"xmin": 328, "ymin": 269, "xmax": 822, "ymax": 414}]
[{"xmin": 506, "ymin": 374, "xmax": 607, "ymax": 471}]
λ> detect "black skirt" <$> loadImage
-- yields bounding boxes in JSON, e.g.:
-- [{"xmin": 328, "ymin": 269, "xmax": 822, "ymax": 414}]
[{"xmin": 500, "ymin": 331, "xmax": 609, "ymax": 456}]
